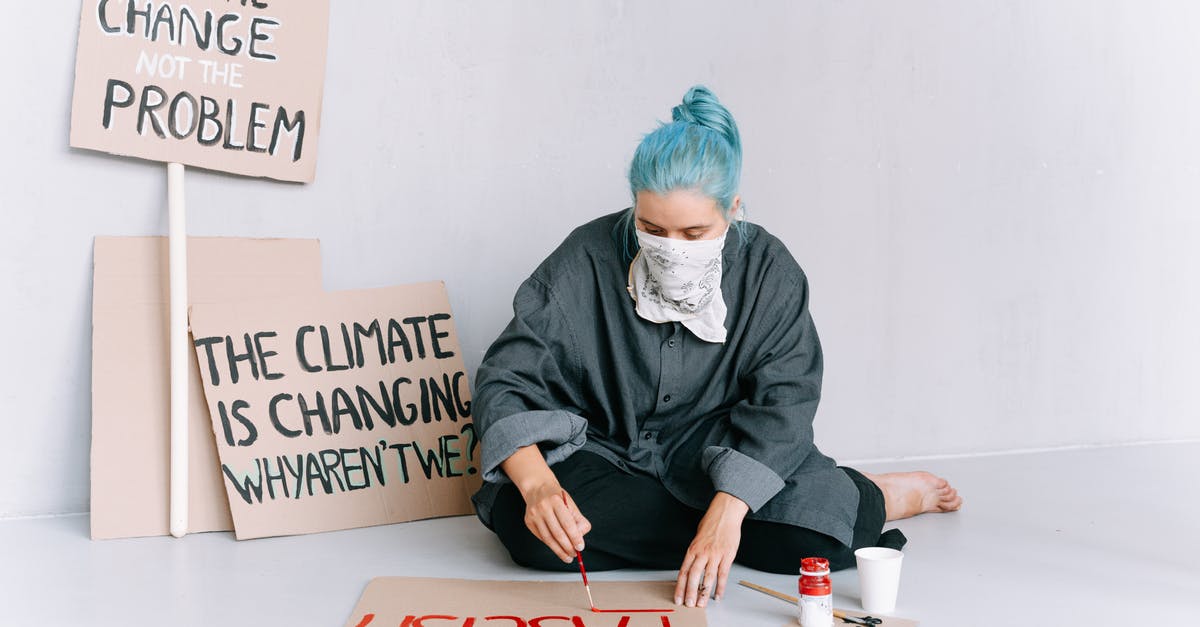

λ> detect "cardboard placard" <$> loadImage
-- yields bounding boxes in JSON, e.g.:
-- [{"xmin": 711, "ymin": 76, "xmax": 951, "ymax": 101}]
[
  {"xmin": 344, "ymin": 578, "xmax": 706, "ymax": 627},
  {"xmin": 70, "ymin": 0, "xmax": 331, "ymax": 182},
  {"xmin": 189, "ymin": 282, "xmax": 481, "ymax": 539},
  {"xmin": 831, "ymin": 610, "xmax": 918, "ymax": 627},
  {"xmin": 779, "ymin": 610, "xmax": 919, "ymax": 627},
  {"xmin": 90, "ymin": 236, "xmax": 322, "ymax": 539}
]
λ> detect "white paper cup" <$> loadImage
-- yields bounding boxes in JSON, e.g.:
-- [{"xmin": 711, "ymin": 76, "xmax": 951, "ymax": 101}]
[{"xmin": 854, "ymin": 546, "xmax": 904, "ymax": 613}]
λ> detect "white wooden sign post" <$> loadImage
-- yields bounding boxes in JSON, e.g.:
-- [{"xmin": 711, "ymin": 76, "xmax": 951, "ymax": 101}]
[{"xmin": 167, "ymin": 162, "xmax": 188, "ymax": 536}]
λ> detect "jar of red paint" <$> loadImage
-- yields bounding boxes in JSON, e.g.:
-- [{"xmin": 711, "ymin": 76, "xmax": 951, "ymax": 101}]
[{"xmin": 798, "ymin": 557, "xmax": 832, "ymax": 627}]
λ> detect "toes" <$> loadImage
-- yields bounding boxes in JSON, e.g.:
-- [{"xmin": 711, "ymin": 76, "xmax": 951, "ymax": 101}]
[{"xmin": 939, "ymin": 496, "xmax": 963, "ymax": 511}]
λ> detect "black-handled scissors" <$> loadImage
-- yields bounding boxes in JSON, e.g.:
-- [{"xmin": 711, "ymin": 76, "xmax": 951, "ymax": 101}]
[{"xmin": 840, "ymin": 616, "xmax": 883, "ymax": 625}]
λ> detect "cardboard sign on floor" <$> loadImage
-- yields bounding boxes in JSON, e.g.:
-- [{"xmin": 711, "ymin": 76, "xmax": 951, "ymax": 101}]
[
  {"xmin": 344, "ymin": 578, "xmax": 705, "ymax": 627},
  {"xmin": 90, "ymin": 236, "xmax": 322, "ymax": 539},
  {"xmin": 189, "ymin": 282, "xmax": 481, "ymax": 539}
]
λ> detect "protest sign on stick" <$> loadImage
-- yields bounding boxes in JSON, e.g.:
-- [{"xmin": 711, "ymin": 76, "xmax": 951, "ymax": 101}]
[{"xmin": 73, "ymin": 1, "xmax": 331, "ymax": 536}]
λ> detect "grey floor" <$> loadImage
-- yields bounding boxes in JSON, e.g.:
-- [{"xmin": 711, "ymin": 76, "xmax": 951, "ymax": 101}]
[{"xmin": 2, "ymin": 442, "xmax": 1198, "ymax": 626}]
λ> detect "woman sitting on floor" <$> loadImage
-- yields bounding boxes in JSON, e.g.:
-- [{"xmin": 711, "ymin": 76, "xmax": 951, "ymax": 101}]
[{"xmin": 470, "ymin": 85, "xmax": 962, "ymax": 609}]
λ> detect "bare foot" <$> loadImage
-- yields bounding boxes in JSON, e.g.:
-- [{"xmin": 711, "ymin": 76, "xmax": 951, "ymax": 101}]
[{"xmin": 861, "ymin": 471, "xmax": 963, "ymax": 522}]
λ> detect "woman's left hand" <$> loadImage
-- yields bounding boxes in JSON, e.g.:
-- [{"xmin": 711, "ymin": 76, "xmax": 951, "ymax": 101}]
[{"xmin": 674, "ymin": 492, "xmax": 749, "ymax": 607}]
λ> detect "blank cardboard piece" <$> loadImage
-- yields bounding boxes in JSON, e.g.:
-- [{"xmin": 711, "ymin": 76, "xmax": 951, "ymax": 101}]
[
  {"xmin": 344, "ymin": 578, "xmax": 705, "ymax": 627},
  {"xmin": 189, "ymin": 282, "xmax": 482, "ymax": 540},
  {"xmin": 90, "ymin": 236, "xmax": 322, "ymax": 539},
  {"xmin": 70, "ymin": 0, "xmax": 331, "ymax": 182},
  {"xmin": 836, "ymin": 608, "xmax": 919, "ymax": 627},
  {"xmin": 778, "ymin": 609, "xmax": 919, "ymax": 627}
]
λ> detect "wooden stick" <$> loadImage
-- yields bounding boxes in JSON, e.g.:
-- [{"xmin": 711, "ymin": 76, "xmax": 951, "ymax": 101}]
[
  {"xmin": 738, "ymin": 580, "xmax": 796, "ymax": 604},
  {"xmin": 737, "ymin": 580, "xmax": 852, "ymax": 620},
  {"xmin": 168, "ymin": 162, "xmax": 188, "ymax": 538}
]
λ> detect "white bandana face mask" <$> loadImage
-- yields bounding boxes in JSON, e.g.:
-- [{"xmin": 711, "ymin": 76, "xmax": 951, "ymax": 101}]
[{"xmin": 626, "ymin": 227, "xmax": 729, "ymax": 343}]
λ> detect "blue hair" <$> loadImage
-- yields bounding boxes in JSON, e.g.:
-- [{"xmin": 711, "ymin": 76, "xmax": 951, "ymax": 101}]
[{"xmin": 616, "ymin": 85, "xmax": 746, "ymax": 261}]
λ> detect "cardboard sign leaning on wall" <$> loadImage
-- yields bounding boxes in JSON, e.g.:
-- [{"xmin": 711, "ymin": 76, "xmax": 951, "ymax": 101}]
[
  {"xmin": 189, "ymin": 282, "xmax": 482, "ymax": 539},
  {"xmin": 70, "ymin": 0, "xmax": 331, "ymax": 182},
  {"xmin": 90, "ymin": 236, "xmax": 322, "ymax": 540}
]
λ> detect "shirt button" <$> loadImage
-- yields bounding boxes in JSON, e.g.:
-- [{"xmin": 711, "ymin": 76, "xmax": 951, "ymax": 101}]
[
  {"xmin": 662, "ymin": 394, "xmax": 672, "ymax": 403},
  {"xmin": 668, "ymin": 339, "xmax": 676, "ymax": 348},
  {"xmin": 643, "ymin": 432, "xmax": 653, "ymax": 440}
]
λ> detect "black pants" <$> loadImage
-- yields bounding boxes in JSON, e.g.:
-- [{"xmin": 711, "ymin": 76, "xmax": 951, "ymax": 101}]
[{"xmin": 489, "ymin": 451, "xmax": 893, "ymax": 574}]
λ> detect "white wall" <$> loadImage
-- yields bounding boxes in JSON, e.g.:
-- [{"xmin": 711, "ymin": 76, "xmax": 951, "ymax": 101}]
[{"xmin": 3, "ymin": 1, "xmax": 1198, "ymax": 517}]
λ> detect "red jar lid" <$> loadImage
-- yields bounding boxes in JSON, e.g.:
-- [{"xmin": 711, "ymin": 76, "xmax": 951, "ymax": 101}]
[{"xmin": 800, "ymin": 557, "xmax": 830, "ymax": 576}]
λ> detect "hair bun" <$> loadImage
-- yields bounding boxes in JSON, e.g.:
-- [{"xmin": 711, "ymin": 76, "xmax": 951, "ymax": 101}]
[{"xmin": 670, "ymin": 85, "xmax": 741, "ymax": 154}]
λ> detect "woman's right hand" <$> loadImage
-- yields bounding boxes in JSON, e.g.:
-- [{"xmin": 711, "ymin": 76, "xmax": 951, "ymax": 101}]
[
  {"xmin": 521, "ymin": 482, "xmax": 591, "ymax": 563},
  {"xmin": 501, "ymin": 445, "xmax": 592, "ymax": 563}
]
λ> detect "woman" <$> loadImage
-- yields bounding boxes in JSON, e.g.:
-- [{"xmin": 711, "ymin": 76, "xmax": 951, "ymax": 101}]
[{"xmin": 470, "ymin": 86, "xmax": 962, "ymax": 608}]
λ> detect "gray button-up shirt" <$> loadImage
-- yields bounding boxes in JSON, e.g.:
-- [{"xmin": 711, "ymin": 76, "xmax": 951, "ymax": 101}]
[{"xmin": 471, "ymin": 210, "xmax": 859, "ymax": 546}]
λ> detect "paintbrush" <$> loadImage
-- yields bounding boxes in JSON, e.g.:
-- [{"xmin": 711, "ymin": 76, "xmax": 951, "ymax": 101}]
[
  {"xmin": 738, "ymin": 580, "xmax": 859, "ymax": 622},
  {"xmin": 563, "ymin": 492, "xmax": 595, "ymax": 610}
]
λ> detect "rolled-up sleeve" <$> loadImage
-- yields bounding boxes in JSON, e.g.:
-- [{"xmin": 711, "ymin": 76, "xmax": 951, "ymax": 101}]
[
  {"xmin": 479, "ymin": 410, "xmax": 588, "ymax": 483},
  {"xmin": 703, "ymin": 273, "xmax": 822, "ymax": 512},
  {"xmin": 473, "ymin": 276, "xmax": 588, "ymax": 484}
]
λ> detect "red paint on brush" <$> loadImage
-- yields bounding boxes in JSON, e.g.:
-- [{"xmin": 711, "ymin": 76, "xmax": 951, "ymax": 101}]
[
  {"xmin": 574, "ymin": 546, "xmax": 590, "ymax": 588},
  {"xmin": 562, "ymin": 492, "xmax": 591, "ymax": 590},
  {"xmin": 562, "ymin": 491, "xmax": 594, "ymax": 612}
]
